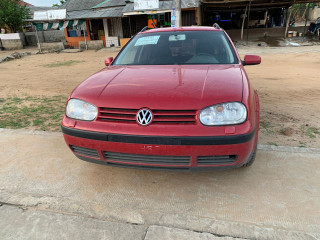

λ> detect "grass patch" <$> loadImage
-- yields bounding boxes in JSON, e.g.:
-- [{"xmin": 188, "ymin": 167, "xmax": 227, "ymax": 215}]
[
  {"xmin": 260, "ymin": 121, "xmax": 271, "ymax": 129},
  {"xmin": 260, "ymin": 120, "xmax": 275, "ymax": 134},
  {"xmin": 301, "ymin": 125, "xmax": 320, "ymax": 139},
  {"xmin": 299, "ymin": 141, "xmax": 306, "ymax": 148},
  {"xmin": 43, "ymin": 60, "xmax": 84, "ymax": 68},
  {"xmin": 306, "ymin": 127, "xmax": 320, "ymax": 139},
  {"xmin": 0, "ymin": 96, "xmax": 66, "ymax": 131},
  {"xmin": 267, "ymin": 142, "xmax": 278, "ymax": 146}
]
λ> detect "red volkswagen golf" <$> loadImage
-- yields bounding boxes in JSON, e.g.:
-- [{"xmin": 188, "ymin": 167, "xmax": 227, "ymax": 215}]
[{"xmin": 62, "ymin": 26, "xmax": 261, "ymax": 170}]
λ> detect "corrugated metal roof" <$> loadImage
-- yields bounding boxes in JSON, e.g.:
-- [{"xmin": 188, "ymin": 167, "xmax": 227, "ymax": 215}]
[
  {"xmin": 28, "ymin": 6, "xmax": 56, "ymax": 15},
  {"xmin": 60, "ymin": 0, "xmax": 104, "ymax": 11},
  {"xmin": 92, "ymin": 0, "xmax": 127, "ymax": 9},
  {"xmin": 123, "ymin": 0, "xmax": 199, "ymax": 13},
  {"xmin": 201, "ymin": 0, "xmax": 320, "ymax": 8},
  {"xmin": 66, "ymin": 7, "xmax": 124, "ymax": 19}
]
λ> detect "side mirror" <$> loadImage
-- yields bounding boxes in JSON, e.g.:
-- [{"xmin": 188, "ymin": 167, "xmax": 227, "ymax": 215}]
[
  {"xmin": 105, "ymin": 57, "xmax": 113, "ymax": 66},
  {"xmin": 243, "ymin": 55, "xmax": 261, "ymax": 66}
]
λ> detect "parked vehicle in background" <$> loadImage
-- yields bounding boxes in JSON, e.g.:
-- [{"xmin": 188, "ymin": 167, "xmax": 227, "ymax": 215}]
[{"xmin": 62, "ymin": 26, "xmax": 261, "ymax": 171}]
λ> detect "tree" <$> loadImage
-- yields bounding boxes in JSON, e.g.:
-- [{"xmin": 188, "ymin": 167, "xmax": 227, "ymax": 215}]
[
  {"xmin": 292, "ymin": 3, "xmax": 317, "ymax": 22},
  {"xmin": 0, "ymin": 0, "xmax": 30, "ymax": 33},
  {"xmin": 52, "ymin": 0, "xmax": 68, "ymax": 7}
]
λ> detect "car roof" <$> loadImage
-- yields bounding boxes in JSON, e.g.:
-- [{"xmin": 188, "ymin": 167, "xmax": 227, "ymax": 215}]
[{"xmin": 139, "ymin": 26, "xmax": 222, "ymax": 35}]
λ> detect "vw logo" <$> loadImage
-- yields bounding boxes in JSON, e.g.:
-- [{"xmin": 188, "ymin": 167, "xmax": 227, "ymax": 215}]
[{"xmin": 137, "ymin": 109, "xmax": 153, "ymax": 126}]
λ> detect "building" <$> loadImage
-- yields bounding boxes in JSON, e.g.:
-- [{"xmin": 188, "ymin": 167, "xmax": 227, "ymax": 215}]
[
  {"xmin": 28, "ymin": 0, "xmax": 320, "ymax": 50},
  {"xmin": 59, "ymin": 0, "xmax": 201, "ymax": 48},
  {"xmin": 201, "ymin": 0, "xmax": 320, "ymax": 40}
]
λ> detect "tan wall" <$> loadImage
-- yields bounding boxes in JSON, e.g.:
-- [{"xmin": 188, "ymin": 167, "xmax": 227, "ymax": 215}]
[
  {"xmin": 310, "ymin": 7, "xmax": 320, "ymax": 20},
  {"xmin": 1, "ymin": 39, "xmax": 23, "ymax": 50},
  {"xmin": 38, "ymin": 42, "xmax": 64, "ymax": 52},
  {"xmin": 79, "ymin": 40, "xmax": 104, "ymax": 50}
]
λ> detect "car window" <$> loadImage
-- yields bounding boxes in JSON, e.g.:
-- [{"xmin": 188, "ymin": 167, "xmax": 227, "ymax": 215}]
[{"xmin": 113, "ymin": 31, "xmax": 238, "ymax": 65}]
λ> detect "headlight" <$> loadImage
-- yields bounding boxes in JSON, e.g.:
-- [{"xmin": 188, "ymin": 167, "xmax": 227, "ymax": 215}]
[
  {"xmin": 199, "ymin": 102, "xmax": 247, "ymax": 126},
  {"xmin": 66, "ymin": 99, "xmax": 97, "ymax": 121}
]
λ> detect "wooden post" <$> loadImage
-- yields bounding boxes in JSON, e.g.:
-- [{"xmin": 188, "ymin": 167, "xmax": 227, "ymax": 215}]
[
  {"xmin": 303, "ymin": 3, "xmax": 311, "ymax": 42},
  {"xmin": 285, "ymin": 7, "xmax": 293, "ymax": 38},
  {"xmin": 246, "ymin": 0, "xmax": 252, "ymax": 45},
  {"xmin": 265, "ymin": 9, "xmax": 268, "ymax": 28},
  {"xmin": 35, "ymin": 27, "xmax": 42, "ymax": 53},
  {"xmin": 129, "ymin": 16, "xmax": 132, "ymax": 36},
  {"xmin": 241, "ymin": 6, "xmax": 248, "ymax": 41}
]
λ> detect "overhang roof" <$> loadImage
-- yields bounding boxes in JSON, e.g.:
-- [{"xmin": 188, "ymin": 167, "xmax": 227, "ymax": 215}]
[
  {"xmin": 123, "ymin": 0, "xmax": 199, "ymax": 13},
  {"xmin": 66, "ymin": 7, "xmax": 124, "ymax": 19},
  {"xmin": 92, "ymin": 0, "xmax": 127, "ymax": 9},
  {"xmin": 201, "ymin": 0, "xmax": 320, "ymax": 9},
  {"xmin": 60, "ymin": 0, "xmax": 103, "ymax": 11},
  {"xmin": 28, "ymin": 6, "xmax": 56, "ymax": 15}
]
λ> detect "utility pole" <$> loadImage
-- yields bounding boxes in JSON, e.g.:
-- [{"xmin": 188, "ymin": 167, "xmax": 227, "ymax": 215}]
[{"xmin": 176, "ymin": 0, "xmax": 182, "ymax": 27}]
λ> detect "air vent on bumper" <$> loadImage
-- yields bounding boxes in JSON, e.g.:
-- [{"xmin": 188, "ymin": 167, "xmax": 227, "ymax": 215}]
[
  {"xmin": 70, "ymin": 145, "xmax": 100, "ymax": 159},
  {"xmin": 197, "ymin": 155, "xmax": 237, "ymax": 166},
  {"xmin": 103, "ymin": 151, "xmax": 191, "ymax": 166}
]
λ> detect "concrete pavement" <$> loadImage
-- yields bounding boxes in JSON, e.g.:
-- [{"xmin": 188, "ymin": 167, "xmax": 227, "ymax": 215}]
[
  {"xmin": 1, "ymin": 128, "xmax": 320, "ymax": 239},
  {"xmin": 0, "ymin": 204, "xmax": 248, "ymax": 240}
]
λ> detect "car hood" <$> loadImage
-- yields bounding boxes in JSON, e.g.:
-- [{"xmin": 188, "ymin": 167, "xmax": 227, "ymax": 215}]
[{"xmin": 71, "ymin": 65, "xmax": 243, "ymax": 109}]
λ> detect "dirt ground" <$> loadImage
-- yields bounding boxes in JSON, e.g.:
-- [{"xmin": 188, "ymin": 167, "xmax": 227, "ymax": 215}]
[{"xmin": 0, "ymin": 46, "xmax": 319, "ymax": 148}]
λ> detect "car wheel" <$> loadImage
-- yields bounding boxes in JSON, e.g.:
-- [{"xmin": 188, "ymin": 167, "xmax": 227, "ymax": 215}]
[{"xmin": 242, "ymin": 145, "xmax": 257, "ymax": 167}]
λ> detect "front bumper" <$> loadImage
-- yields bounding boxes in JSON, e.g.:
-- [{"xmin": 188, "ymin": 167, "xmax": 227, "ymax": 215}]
[{"xmin": 62, "ymin": 125, "xmax": 257, "ymax": 171}]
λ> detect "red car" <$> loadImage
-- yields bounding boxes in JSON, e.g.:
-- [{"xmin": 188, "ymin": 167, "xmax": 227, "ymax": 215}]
[{"xmin": 62, "ymin": 26, "xmax": 261, "ymax": 170}]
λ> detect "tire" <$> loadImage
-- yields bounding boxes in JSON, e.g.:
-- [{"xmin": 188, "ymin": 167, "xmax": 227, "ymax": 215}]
[{"xmin": 242, "ymin": 145, "xmax": 257, "ymax": 167}]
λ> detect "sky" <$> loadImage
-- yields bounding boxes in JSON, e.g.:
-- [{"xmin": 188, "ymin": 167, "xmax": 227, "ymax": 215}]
[{"xmin": 24, "ymin": 0, "xmax": 61, "ymax": 7}]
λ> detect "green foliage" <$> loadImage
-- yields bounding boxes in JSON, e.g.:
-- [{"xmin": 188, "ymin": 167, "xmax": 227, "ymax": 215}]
[
  {"xmin": 43, "ymin": 60, "xmax": 84, "ymax": 68},
  {"xmin": 0, "ymin": 0, "xmax": 30, "ymax": 32},
  {"xmin": 293, "ymin": 3, "xmax": 317, "ymax": 11},
  {"xmin": 291, "ymin": 3, "xmax": 317, "ymax": 21},
  {"xmin": 52, "ymin": 0, "xmax": 68, "ymax": 7}
]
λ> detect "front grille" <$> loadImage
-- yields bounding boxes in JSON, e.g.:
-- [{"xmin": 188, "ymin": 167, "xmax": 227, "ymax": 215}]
[
  {"xmin": 103, "ymin": 151, "xmax": 191, "ymax": 166},
  {"xmin": 97, "ymin": 107, "xmax": 197, "ymax": 125},
  {"xmin": 197, "ymin": 155, "xmax": 237, "ymax": 166},
  {"xmin": 70, "ymin": 145, "xmax": 100, "ymax": 159}
]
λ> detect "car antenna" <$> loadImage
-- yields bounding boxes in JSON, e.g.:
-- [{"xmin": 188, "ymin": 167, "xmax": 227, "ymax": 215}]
[
  {"xmin": 140, "ymin": 26, "xmax": 149, "ymax": 32},
  {"xmin": 213, "ymin": 23, "xmax": 221, "ymax": 29}
]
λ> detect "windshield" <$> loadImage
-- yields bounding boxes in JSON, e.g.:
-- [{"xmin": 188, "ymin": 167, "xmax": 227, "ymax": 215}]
[{"xmin": 113, "ymin": 31, "xmax": 238, "ymax": 65}]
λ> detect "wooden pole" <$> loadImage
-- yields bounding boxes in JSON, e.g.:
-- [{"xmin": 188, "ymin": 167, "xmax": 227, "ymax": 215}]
[
  {"xmin": 246, "ymin": 0, "xmax": 252, "ymax": 45},
  {"xmin": 129, "ymin": 16, "xmax": 132, "ymax": 37},
  {"xmin": 285, "ymin": 7, "xmax": 292, "ymax": 38},
  {"xmin": 303, "ymin": 3, "xmax": 311, "ymax": 42},
  {"xmin": 35, "ymin": 27, "xmax": 42, "ymax": 53},
  {"xmin": 265, "ymin": 9, "xmax": 268, "ymax": 28},
  {"xmin": 84, "ymin": 21, "xmax": 88, "ymax": 50},
  {"xmin": 241, "ymin": 6, "xmax": 248, "ymax": 41}
]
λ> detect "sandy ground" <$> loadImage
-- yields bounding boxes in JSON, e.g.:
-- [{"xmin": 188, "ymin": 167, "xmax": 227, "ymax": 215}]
[{"xmin": 0, "ymin": 46, "xmax": 319, "ymax": 148}]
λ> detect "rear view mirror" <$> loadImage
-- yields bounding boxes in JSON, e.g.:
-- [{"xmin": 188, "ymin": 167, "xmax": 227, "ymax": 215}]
[
  {"xmin": 105, "ymin": 57, "xmax": 114, "ymax": 66},
  {"xmin": 243, "ymin": 55, "xmax": 261, "ymax": 66}
]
